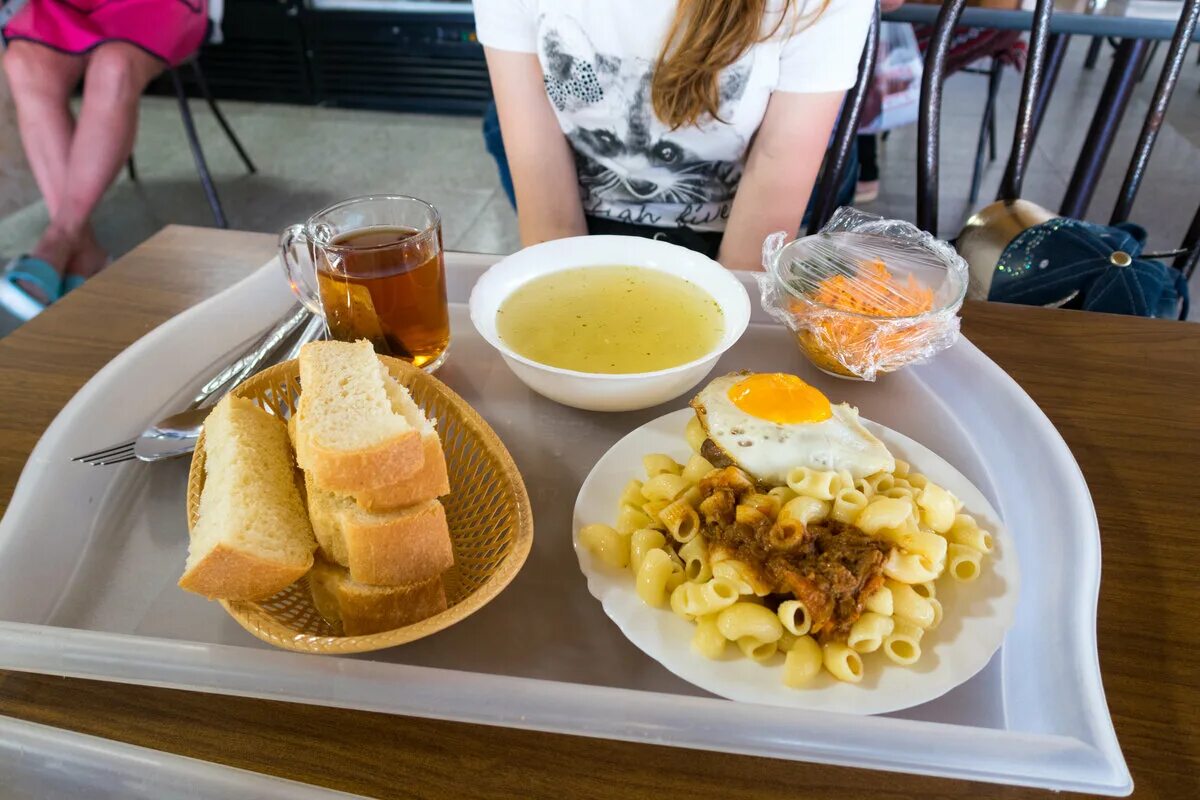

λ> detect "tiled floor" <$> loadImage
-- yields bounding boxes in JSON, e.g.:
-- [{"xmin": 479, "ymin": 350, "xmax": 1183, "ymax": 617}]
[{"xmin": 0, "ymin": 37, "xmax": 1197, "ymax": 336}]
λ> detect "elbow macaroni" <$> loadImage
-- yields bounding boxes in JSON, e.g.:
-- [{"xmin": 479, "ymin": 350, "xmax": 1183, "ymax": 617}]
[
  {"xmin": 779, "ymin": 495, "xmax": 830, "ymax": 526},
  {"xmin": 948, "ymin": 514, "xmax": 994, "ymax": 553},
  {"xmin": 847, "ymin": 612, "xmax": 894, "ymax": 653},
  {"xmin": 947, "ymin": 543, "xmax": 983, "ymax": 581},
  {"xmin": 786, "ymin": 467, "xmax": 841, "ymax": 501},
  {"xmin": 782, "ymin": 635, "xmax": 823, "ymax": 687},
  {"xmin": 777, "ymin": 599, "xmax": 812, "ymax": 636},
  {"xmin": 660, "ymin": 497, "xmax": 700, "ymax": 543},
  {"xmin": 883, "ymin": 620, "xmax": 924, "ymax": 665},
  {"xmin": 636, "ymin": 548, "xmax": 683, "ymax": 608},
  {"xmin": 855, "ymin": 497, "xmax": 913, "ymax": 536},
  {"xmin": 619, "ymin": 479, "xmax": 645, "ymax": 507},
  {"xmin": 643, "ymin": 453, "xmax": 682, "ymax": 477},
  {"xmin": 587, "ymin": 425, "xmax": 998, "ymax": 690},
  {"xmin": 579, "ymin": 523, "xmax": 629, "ymax": 569},
  {"xmin": 629, "ymin": 528, "xmax": 667, "ymax": 574},
  {"xmin": 678, "ymin": 535, "xmax": 711, "ymax": 582},
  {"xmin": 681, "ymin": 454, "xmax": 715, "ymax": 486},
  {"xmin": 830, "ymin": 488, "xmax": 869, "ymax": 524},
  {"xmin": 642, "ymin": 472, "xmax": 691, "ymax": 503},
  {"xmin": 822, "ymin": 642, "xmax": 864, "ymax": 683},
  {"xmin": 617, "ymin": 504, "xmax": 653, "ymax": 535},
  {"xmin": 917, "ymin": 484, "xmax": 956, "ymax": 533}
]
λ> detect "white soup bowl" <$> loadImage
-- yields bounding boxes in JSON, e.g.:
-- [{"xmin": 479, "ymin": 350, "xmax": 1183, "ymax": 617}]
[{"xmin": 469, "ymin": 236, "xmax": 750, "ymax": 412}]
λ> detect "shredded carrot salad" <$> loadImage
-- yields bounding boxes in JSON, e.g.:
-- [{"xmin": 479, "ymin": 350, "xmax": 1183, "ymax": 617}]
[
  {"xmin": 790, "ymin": 259, "xmax": 936, "ymax": 378},
  {"xmin": 810, "ymin": 259, "xmax": 934, "ymax": 317}
]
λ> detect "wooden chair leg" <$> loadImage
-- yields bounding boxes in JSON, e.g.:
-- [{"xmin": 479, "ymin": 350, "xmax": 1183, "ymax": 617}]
[
  {"xmin": 189, "ymin": 60, "xmax": 256, "ymax": 175},
  {"xmin": 170, "ymin": 68, "xmax": 229, "ymax": 229}
]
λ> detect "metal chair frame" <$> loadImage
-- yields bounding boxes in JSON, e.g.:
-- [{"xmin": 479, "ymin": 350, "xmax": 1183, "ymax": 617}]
[
  {"xmin": 806, "ymin": 1, "xmax": 881, "ymax": 235},
  {"xmin": 917, "ymin": 0, "xmax": 1200, "ymax": 280},
  {"xmin": 962, "ymin": 57, "xmax": 1004, "ymax": 206},
  {"xmin": 126, "ymin": 59, "xmax": 256, "ymax": 229}
]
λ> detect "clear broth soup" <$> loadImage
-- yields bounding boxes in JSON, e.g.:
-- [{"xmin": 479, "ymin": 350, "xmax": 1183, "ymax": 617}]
[{"xmin": 496, "ymin": 266, "xmax": 725, "ymax": 373}]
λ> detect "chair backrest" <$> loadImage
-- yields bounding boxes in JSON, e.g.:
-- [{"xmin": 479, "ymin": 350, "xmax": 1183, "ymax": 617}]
[
  {"xmin": 1108, "ymin": 0, "xmax": 1199, "ymax": 226},
  {"xmin": 915, "ymin": 0, "xmax": 970, "ymax": 237},
  {"xmin": 805, "ymin": 1, "xmax": 881, "ymax": 236},
  {"xmin": 916, "ymin": 0, "xmax": 1200, "ymax": 276}
]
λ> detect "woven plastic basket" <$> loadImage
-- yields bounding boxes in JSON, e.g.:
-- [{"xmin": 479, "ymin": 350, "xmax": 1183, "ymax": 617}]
[{"xmin": 186, "ymin": 355, "xmax": 533, "ymax": 654}]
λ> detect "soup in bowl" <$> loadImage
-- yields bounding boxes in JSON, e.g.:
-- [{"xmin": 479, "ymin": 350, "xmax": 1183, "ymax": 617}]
[{"xmin": 469, "ymin": 236, "xmax": 751, "ymax": 411}]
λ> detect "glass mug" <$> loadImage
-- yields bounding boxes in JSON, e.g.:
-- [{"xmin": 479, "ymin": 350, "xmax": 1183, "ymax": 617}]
[{"xmin": 280, "ymin": 195, "xmax": 450, "ymax": 371}]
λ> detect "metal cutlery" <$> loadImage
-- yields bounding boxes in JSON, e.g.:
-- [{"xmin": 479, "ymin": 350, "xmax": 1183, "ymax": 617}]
[{"xmin": 73, "ymin": 306, "xmax": 324, "ymax": 466}]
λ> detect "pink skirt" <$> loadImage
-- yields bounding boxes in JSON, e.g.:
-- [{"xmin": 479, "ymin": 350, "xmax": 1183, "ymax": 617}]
[{"xmin": 4, "ymin": 0, "xmax": 208, "ymax": 67}]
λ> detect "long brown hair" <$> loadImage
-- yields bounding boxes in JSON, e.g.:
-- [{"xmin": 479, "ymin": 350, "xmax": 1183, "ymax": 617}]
[{"xmin": 652, "ymin": 0, "xmax": 820, "ymax": 129}]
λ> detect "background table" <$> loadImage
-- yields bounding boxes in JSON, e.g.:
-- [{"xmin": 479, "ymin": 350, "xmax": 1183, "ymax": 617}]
[
  {"xmin": 0, "ymin": 226, "xmax": 1197, "ymax": 799},
  {"xmin": 886, "ymin": 0, "xmax": 1199, "ymax": 40}
]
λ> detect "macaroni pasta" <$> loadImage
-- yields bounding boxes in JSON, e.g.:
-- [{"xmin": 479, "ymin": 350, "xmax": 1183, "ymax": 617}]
[{"xmin": 580, "ymin": 422, "xmax": 997, "ymax": 689}]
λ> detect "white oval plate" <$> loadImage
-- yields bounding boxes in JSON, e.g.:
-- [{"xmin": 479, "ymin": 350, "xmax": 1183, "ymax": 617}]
[{"xmin": 572, "ymin": 408, "xmax": 1021, "ymax": 715}]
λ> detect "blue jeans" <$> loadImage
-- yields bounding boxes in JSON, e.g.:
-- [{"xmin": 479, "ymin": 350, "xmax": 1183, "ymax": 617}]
[
  {"xmin": 482, "ymin": 101, "xmax": 857, "ymax": 233},
  {"xmin": 483, "ymin": 102, "xmax": 517, "ymax": 209}
]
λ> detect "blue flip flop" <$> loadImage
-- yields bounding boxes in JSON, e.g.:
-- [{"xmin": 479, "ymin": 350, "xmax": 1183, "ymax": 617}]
[
  {"xmin": 62, "ymin": 274, "xmax": 88, "ymax": 295},
  {"xmin": 0, "ymin": 255, "xmax": 62, "ymax": 321}
]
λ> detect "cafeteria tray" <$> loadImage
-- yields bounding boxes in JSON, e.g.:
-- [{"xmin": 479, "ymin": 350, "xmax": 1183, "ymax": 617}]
[
  {"xmin": 0, "ymin": 714, "xmax": 368, "ymax": 799},
  {"xmin": 0, "ymin": 253, "xmax": 1131, "ymax": 795}
]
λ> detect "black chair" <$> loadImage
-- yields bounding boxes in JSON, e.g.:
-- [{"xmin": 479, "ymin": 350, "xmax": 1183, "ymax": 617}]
[
  {"xmin": 806, "ymin": 1, "xmax": 881, "ymax": 235},
  {"xmin": 921, "ymin": 0, "xmax": 1200, "ymax": 297},
  {"xmin": 126, "ymin": 58, "xmax": 256, "ymax": 229}
]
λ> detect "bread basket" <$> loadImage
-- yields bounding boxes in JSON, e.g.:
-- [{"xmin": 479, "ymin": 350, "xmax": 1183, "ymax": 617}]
[{"xmin": 186, "ymin": 355, "xmax": 534, "ymax": 654}]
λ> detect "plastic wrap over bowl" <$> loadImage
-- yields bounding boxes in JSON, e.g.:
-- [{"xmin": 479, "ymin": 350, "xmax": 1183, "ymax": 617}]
[{"xmin": 759, "ymin": 208, "xmax": 968, "ymax": 381}]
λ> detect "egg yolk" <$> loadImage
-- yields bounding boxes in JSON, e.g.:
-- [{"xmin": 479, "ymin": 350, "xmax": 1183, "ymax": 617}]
[{"xmin": 727, "ymin": 373, "xmax": 832, "ymax": 424}]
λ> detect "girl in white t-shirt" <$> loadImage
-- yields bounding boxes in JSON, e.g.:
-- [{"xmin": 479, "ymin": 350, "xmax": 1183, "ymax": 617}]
[{"xmin": 476, "ymin": 0, "xmax": 874, "ymax": 269}]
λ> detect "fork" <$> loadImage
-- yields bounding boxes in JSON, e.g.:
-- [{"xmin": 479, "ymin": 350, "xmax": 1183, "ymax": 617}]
[{"xmin": 73, "ymin": 306, "xmax": 313, "ymax": 466}]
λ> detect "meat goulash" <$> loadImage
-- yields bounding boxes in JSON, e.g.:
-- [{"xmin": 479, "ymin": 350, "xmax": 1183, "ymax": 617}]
[
  {"xmin": 698, "ymin": 466, "xmax": 890, "ymax": 642},
  {"xmin": 580, "ymin": 371, "xmax": 999, "ymax": 688}
]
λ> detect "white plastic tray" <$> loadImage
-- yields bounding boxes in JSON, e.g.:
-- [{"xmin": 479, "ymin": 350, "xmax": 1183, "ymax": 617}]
[
  {"xmin": 0, "ymin": 254, "xmax": 1131, "ymax": 795},
  {"xmin": 0, "ymin": 715, "xmax": 368, "ymax": 799}
]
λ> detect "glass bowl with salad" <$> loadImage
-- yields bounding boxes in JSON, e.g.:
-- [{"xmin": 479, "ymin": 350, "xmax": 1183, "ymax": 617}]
[{"xmin": 760, "ymin": 210, "xmax": 968, "ymax": 381}]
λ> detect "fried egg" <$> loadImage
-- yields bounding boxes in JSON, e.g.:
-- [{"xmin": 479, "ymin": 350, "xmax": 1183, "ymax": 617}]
[{"xmin": 689, "ymin": 372, "xmax": 895, "ymax": 483}]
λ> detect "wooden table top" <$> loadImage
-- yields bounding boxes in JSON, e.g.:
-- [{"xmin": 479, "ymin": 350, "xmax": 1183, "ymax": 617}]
[{"xmin": 0, "ymin": 225, "xmax": 1197, "ymax": 799}]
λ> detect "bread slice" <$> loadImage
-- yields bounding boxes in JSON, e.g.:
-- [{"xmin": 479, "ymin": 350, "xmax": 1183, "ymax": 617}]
[
  {"xmin": 294, "ymin": 340, "xmax": 438, "ymax": 494},
  {"xmin": 342, "ymin": 434, "xmax": 450, "ymax": 511},
  {"xmin": 288, "ymin": 407, "xmax": 448, "ymax": 512},
  {"xmin": 306, "ymin": 474, "xmax": 454, "ymax": 586},
  {"xmin": 180, "ymin": 395, "xmax": 316, "ymax": 600},
  {"xmin": 308, "ymin": 556, "xmax": 448, "ymax": 635}
]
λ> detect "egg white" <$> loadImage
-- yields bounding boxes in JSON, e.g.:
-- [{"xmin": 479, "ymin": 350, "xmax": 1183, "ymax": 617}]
[{"xmin": 692, "ymin": 374, "xmax": 895, "ymax": 484}]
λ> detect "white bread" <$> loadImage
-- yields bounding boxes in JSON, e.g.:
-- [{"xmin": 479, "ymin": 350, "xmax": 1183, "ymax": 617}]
[
  {"xmin": 333, "ymin": 432, "xmax": 449, "ymax": 511},
  {"xmin": 308, "ymin": 556, "xmax": 447, "ymax": 635},
  {"xmin": 290, "ymin": 402, "xmax": 448, "ymax": 511},
  {"xmin": 294, "ymin": 340, "xmax": 440, "ymax": 495},
  {"xmin": 305, "ymin": 474, "xmax": 454, "ymax": 586},
  {"xmin": 180, "ymin": 395, "xmax": 316, "ymax": 600}
]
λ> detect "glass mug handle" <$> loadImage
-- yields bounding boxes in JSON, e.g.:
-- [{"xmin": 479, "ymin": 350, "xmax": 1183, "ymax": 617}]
[{"xmin": 279, "ymin": 224, "xmax": 325, "ymax": 317}]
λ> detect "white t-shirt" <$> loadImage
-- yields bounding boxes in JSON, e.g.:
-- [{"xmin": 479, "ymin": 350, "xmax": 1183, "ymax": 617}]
[{"xmin": 475, "ymin": 0, "xmax": 874, "ymax": 231}]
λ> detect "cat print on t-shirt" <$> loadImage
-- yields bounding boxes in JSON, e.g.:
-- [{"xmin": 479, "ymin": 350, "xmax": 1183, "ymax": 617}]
[{"xmin": 538, "ymin": 14, "xmax": 752, "ymax": 230}]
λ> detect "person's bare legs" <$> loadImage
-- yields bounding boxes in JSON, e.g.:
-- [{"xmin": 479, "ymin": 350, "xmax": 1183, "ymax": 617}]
[
  {"xmin": 52, "ymin": 43, "xmax": 164, "ymax": 282},
  {"xmin": 68, "ymin": 223, "xmax": 107, "ymax": 278},
  {"xmin": 2, "ymin": 42, "xmax": 85, "ymax": 297}
]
